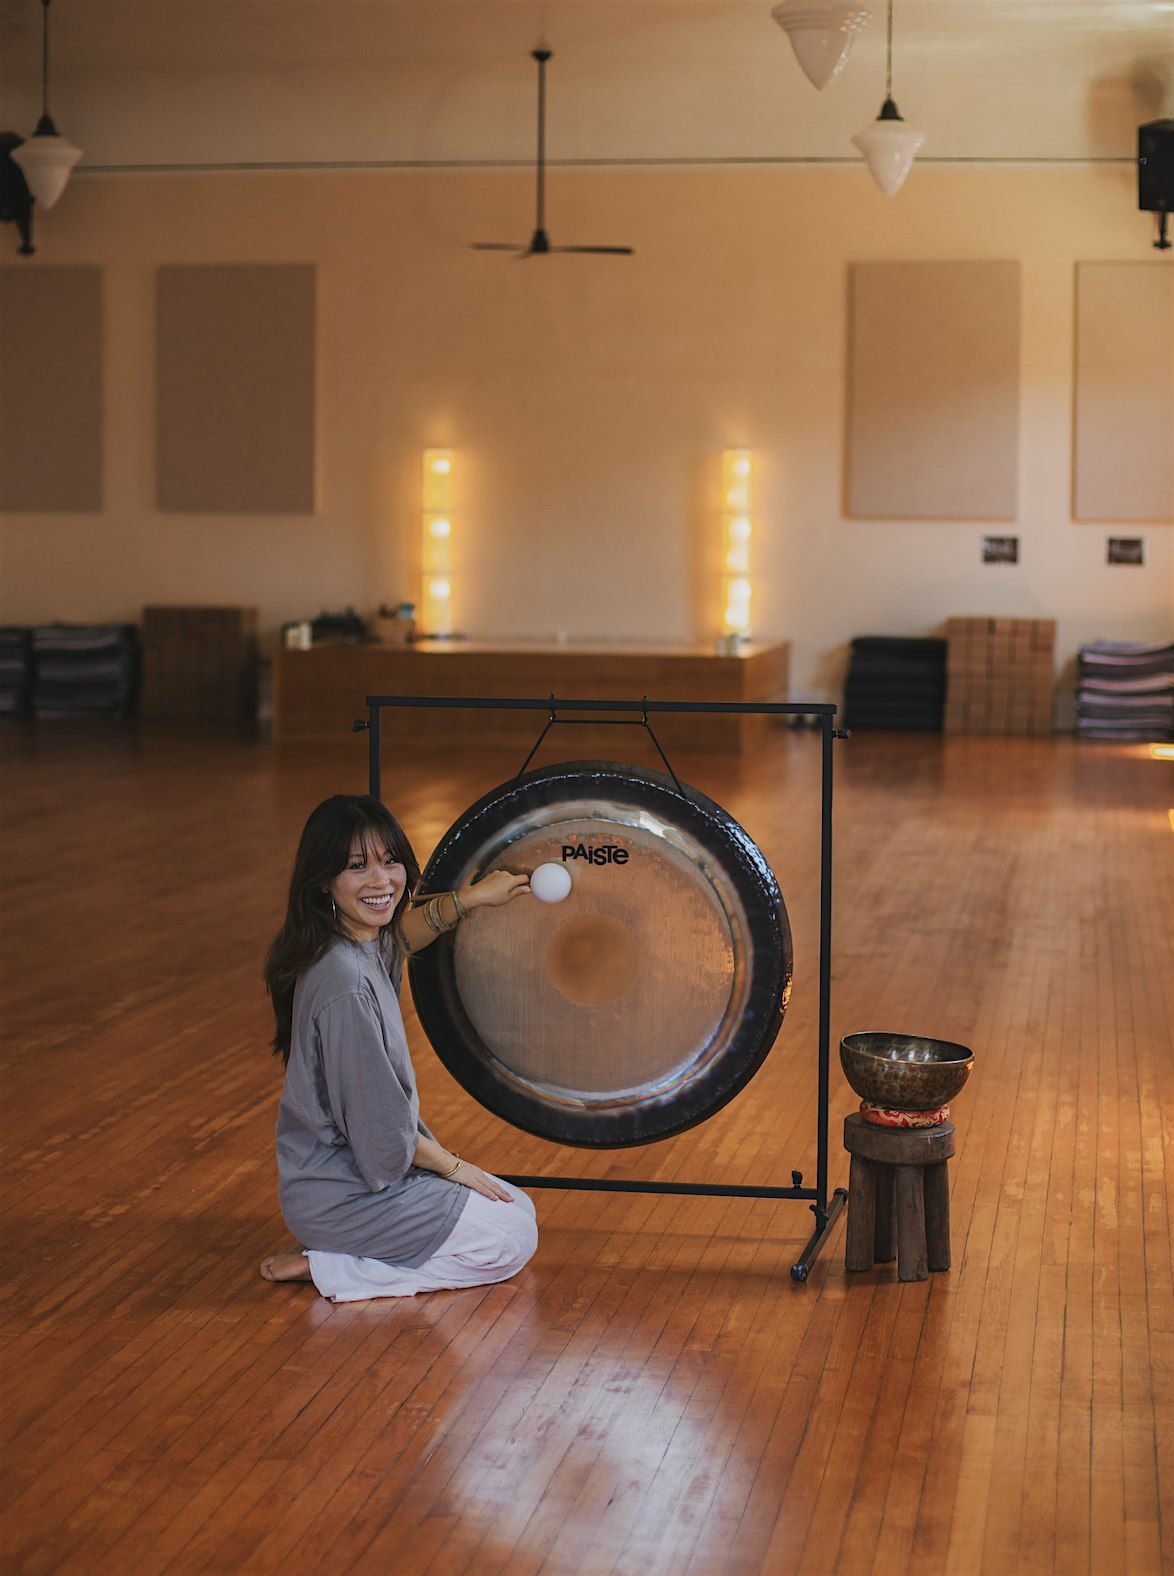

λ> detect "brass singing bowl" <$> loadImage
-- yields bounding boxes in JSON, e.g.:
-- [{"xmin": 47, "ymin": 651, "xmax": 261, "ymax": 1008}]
[{"xmin": 839, "ymin": 1032, "xmax": 973, "ymax": 1110}]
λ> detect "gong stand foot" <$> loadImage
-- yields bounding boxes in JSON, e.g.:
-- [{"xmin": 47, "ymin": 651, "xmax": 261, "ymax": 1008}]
[{"xmin": 790, "ymin": 1187, "xmax": 848, "ymax": 1282}]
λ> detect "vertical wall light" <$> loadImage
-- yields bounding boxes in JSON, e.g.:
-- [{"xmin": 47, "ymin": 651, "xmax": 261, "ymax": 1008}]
[
  {"xmin": 720, "ymin": 450, "xmax": 754, "ymax": 644},
  {"xmin": 420, "ymin": 448, "xmax": 454, "ymax": 638}
]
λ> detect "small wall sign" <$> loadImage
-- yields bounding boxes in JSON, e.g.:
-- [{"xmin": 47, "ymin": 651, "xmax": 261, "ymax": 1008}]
[
  {"xmin": 982, "ymin": 536, "xmax": 1019, "ymax": 564},
  {"xmin": 1107, "ymin": 537, "xmax": 1145, "ymax": 565}
]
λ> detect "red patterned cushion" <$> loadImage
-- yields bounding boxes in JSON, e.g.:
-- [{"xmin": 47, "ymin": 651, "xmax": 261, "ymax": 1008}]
[{"xmin": 860, "ymin": 1100, "xmax": 950, "ymax": 1128}]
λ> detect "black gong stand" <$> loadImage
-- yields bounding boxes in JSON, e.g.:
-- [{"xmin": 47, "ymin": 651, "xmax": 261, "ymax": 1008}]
[{"xmin": 356, "ymin": 693, "xmax": 849, "ymax": 1283}]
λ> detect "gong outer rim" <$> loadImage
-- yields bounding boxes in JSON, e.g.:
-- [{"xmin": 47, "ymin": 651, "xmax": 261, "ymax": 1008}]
[{"xmin": 409, "ymin": 760, "xmax": 793, "ymax": 1149}]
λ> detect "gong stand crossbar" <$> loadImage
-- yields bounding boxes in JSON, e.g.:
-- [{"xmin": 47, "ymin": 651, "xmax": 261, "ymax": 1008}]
[{"xmin": 357, "ymin": 692, "xmax": 849, "ymax": 1282}]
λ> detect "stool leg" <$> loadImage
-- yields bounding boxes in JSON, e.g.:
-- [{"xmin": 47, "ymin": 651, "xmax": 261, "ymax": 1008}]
[
  {"xmin": 894, "ymin": 1164, "xmax": 928, "ymax": 1282},
  {"xmin": 923, "ymin": 1161, "xmax": 951, "ymax": 1272},
  {"xmin": 845, "ymin": 1155, "xmax": 878, "ymax": 1271},
  {"xmin": 874, "ymin": 1166, "xmax": 897, "ymax": 1264}
]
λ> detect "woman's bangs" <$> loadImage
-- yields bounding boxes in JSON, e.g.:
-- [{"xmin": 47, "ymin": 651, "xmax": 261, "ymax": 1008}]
[{"xmin": 353, "ymin": 809, "xmax": 407, "ymax": 869}]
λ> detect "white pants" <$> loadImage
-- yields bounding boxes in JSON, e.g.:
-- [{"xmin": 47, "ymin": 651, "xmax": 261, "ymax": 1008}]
[{"xmin": 305, "ymin": 1177, "xmax": 538, "ymax": 1303}]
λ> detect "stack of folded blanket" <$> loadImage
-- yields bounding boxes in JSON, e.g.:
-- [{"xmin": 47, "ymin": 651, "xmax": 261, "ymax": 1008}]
[
  {"xmin": 1075, "ymin": 639, "xmax": 1173, "ymax": 742},
  {"xmin": 843, "ymin": 636, "xmax": 947, "ymax": 731},
  {"xmin": 30, "ymin": 625, "xmax": 140, "ymax": 718},
  {"xmin": 0, "ymin": 628, "xmax": 33, "ymax": 715}
]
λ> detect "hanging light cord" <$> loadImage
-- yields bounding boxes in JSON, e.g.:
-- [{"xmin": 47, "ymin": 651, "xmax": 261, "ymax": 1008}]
[
  {"xmin": 885, "ymin": 0, "xmax": 894, "ymax": 100},
  {"xmin": 40, "ymin": 0, "xmax": 52, "ymax": 122}
]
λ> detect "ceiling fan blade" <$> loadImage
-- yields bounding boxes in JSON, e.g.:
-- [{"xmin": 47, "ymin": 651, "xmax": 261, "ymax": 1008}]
[
  {"xmin": 471, "ymin": 242, "xmax": 527, "ymax": 251},
  {"xmin": 551, "ymin": 245, "xmax": 635, "ymax": 256}
]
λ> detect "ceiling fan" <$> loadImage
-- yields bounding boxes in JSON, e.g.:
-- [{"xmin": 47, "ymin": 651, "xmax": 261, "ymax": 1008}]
[{"xmin": 472, "ymin": 49, "xmax": 634, "ymax": 258}]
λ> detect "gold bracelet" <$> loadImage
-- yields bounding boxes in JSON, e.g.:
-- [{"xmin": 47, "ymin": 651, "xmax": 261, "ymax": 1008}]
[
  {"xmin": 437, "ymin": 1154, "xmax": 461, "ymax": 1179},
  {"xmin": 451, "ymin": 888, "xmax": 467, "ymax": 921},
  {"xmin": 423, "ymin": 893, "xmax": 459, "ymax": 934}
]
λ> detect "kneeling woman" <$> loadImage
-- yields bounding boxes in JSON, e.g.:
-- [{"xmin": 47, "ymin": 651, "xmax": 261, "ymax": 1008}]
[{"xmin": 261, "ymin": 793, "xmax": 537, "ymax": 1302}]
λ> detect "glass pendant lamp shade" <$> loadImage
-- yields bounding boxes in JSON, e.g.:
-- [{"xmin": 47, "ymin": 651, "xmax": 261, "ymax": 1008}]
[
  {"xmin": 852, "ymin": 97, "xmax": 924, "ymax": 195},
  {"xmin": 11, "ymin": 115, "xmax": 82, "ymax": 208},
  {"xmin": 853, "ymin": 0, "xmax": 922, "ymax": 196},
  {"xmin": 769, "ymin": 2, "xmax": 872, "ymax": 90},
  {"xmin": 12, "ymin": 0, "xmax": 82, "ymax": 213}
]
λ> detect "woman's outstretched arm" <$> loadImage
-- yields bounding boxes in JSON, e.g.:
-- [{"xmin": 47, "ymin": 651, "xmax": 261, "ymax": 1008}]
[{"xmin": 400, "ymin": 869, "xmax": 529, "ymax": 954}]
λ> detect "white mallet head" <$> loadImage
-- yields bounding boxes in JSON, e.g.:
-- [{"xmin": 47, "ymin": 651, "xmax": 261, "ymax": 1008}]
[{"xmin": 530, "ymin": 861, "xmax": 573, "ymax": 904}]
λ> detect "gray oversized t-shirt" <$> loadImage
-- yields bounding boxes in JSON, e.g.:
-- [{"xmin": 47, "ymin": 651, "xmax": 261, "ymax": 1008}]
[{"xmin": 275, "ymin": 936, "xmax": 468, "ymax": 1267}]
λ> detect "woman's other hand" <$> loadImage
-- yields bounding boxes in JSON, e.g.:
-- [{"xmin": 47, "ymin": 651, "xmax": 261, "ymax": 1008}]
[
  {"xmin": 452, "ymin": 1161, "xmax": 514, "ymax": 1202},
  {"xmin": 462, "ymin": 871, "xmax": 530, "ymax": 910}
]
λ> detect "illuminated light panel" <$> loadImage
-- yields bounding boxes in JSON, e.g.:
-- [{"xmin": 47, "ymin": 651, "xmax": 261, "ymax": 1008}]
[
  {"xmin": 422, "ymin": 447, "xmax": 454, "ymax": 514},
  {"xmin": 720, "ymin": 451, "xmax": 755, "ymax": 640},
  {"xmin": 421, "ymin": 451, "xmax": 455, "ymax": 634},
  {"xmin": 1151, "ymin": 744, "xmax": 1174, "ymax": 761}
]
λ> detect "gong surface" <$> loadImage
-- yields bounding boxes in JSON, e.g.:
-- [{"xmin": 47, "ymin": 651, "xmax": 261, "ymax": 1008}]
[{"xmin": 409, "ymin": 761, "xmax": 792, "ymax": 1147}]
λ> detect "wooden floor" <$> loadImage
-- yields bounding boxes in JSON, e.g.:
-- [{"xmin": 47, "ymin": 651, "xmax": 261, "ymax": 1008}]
[{"xmin": 2, "ymin": 721, "xmax": 1170, "ymax": 1575}]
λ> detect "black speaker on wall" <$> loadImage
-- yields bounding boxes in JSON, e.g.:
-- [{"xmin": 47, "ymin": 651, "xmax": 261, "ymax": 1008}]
[{"xmin": 1138, "ymin": 119, "xmax": 1174, "ymax": 249}]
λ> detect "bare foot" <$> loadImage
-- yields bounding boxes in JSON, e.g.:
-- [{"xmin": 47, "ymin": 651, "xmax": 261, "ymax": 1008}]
[{"xmin": 260, "ymin": 1250, "xmax": 312, "ymax": 1283}]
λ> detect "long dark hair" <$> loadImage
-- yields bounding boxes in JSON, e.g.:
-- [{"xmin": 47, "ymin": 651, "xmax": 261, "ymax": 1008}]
[{"xmin": 264, "ymin": 794, "xmax": 421, "ymax": 1063}]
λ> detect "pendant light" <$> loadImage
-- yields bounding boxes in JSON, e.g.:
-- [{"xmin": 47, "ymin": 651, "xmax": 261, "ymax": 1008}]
[
  {"xmin": 11, "ymin": 0, "xmax": 83, "ymax": 210},
  {"xmin": 770, "ymin": 2, "xmax": 872, "ymax": 91},
  {"xmin": 851, "ymin": 0, "xmax": 923, "ymax": 196}
]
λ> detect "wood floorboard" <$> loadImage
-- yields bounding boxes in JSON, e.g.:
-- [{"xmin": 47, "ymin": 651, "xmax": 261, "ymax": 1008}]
[{"xmin": 2, "ymin": 722, "xmax": 1170, "ymax": 1574}]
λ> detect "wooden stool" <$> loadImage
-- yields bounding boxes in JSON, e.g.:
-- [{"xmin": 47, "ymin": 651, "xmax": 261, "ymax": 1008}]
[{"xmin": 843, "ymin": 1113, "xmax": 955, "ymax": 1282}]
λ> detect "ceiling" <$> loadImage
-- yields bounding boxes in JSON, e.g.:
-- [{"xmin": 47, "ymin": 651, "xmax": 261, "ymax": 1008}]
[{"xmin": 0, "ymin": 0, "xmax": 1170, "ymax": 167}]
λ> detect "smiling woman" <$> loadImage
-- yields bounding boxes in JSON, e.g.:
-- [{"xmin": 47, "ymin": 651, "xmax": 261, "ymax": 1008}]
[{"xmin": 259, "ymin": 793, "xmax": 536, "ymax": 1302}]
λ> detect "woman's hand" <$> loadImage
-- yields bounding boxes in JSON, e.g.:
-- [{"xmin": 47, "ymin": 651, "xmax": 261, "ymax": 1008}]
[
  {"xmin": 451, "ymin": 1160, "xmax": 514, "ymax": 1202},
  {"xmin": 461, "ymin": 871, "xmax": 530, "ymax": 911},
  {"xmin": 415, "ymin": 1135, "xmax": 513, "ymax": 1201}
]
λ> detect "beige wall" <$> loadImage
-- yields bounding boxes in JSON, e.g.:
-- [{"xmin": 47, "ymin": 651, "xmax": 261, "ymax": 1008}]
[{"xmin": 1, "ymin": 163, "xmax": 1170, "ymax": 705}]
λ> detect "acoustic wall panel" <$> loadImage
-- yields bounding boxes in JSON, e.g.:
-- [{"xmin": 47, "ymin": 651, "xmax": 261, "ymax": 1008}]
[
  {"xmin": 847, "ymin": 261, "xmax": 1021, "ymax": 520},
  {"xmin": 156, "ymin": 264, "xmax": 315, "ymax": 513},
  {"xmin": 1074, "ymin": 262, "xmax": 1174, "ymax": 523},
  {"xmin": 0, "ymin": 265, "xmax": 102, "ymax": 512}
]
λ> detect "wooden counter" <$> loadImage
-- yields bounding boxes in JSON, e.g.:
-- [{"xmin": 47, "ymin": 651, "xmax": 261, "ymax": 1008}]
[{"xmin": 273, "ymin": 638, "xmax": 790, "ymax": 753}]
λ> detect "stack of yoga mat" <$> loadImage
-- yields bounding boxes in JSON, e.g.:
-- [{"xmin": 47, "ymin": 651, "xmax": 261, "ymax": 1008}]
[
  {"xmin": 30, "ymin": 625, "xmax": 139, "ymax": 718},
  {"xmin": 843, "ymin": 636, "xmax": 946, "ymax": 731},
  {"xmin": 0, "ymin": 628, "xmax": 33, "ymax": 715},
  {"xmin": 1075, "ymin": 639, "xmax": 1173, "ymax": 742}
]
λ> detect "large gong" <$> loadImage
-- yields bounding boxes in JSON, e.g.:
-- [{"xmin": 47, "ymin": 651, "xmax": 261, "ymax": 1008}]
[{"xmin": 409, "ymin": 760, "xmax": 792, "ymax": 1148}]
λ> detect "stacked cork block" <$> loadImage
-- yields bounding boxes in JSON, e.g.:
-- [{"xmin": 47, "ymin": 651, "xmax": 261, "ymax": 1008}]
[
  {"xmin": 140, "ymin": 605, "xmax": 258, "ymax": 721},
  {"xmin": 945, "ymin": 616, "xmax": 1055, "ymax": 736}
]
